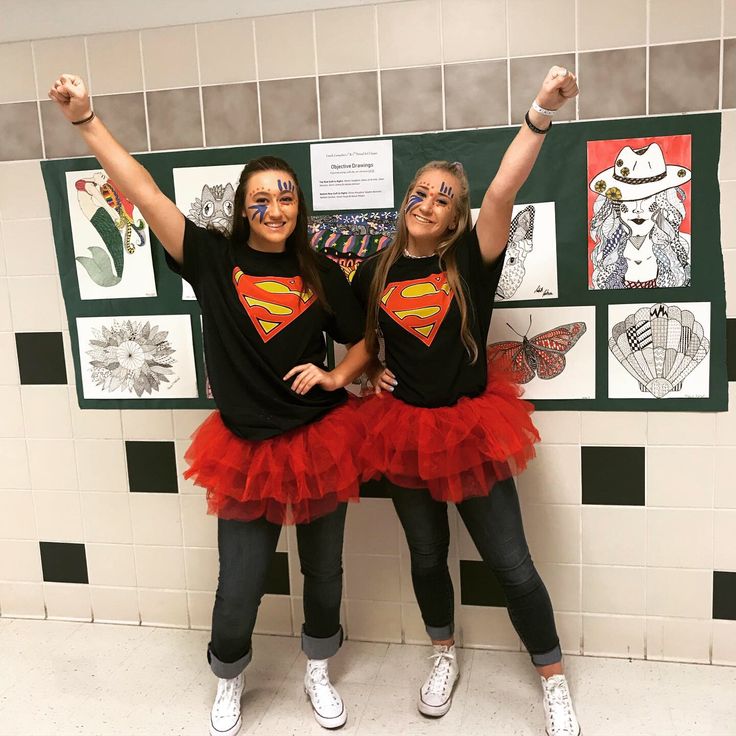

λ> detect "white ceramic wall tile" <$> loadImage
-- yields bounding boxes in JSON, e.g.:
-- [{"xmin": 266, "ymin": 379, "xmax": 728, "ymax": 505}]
[
  {"xmin": 0, "ymin": 490, "xmax": 35, "ymax": 539},
  {"xmin": 582, "ymin": 507, "xmax": 646, "ymax": 566},
  {"xmin": 8, "ymin": 276, "xmax": 63, "ymax": 331},
  {"xmin": 722, "ymin": 111, "xmax": 736, "ymax": 180},
  {"xmin": 346, "ymin": 600, "xmax": 402, "ymax": 643},
  {"xmin": 580, "ymin": 412, "xmax": 647, "ymax": 445},
  {"xmin": 714, "ymin": 510, "xmax": 736, "ymax": 569},
  {"xmin": 0, "ymin": 438, "xmax": 30, "ymax": 490},
  {"xmin": 121, "ymin": 409, "xmax": 174, "ymax": 439},
  {"xmin": 712, "ymin": 620, "xmax": 736, "ymax": 665},
  {"xmin": 315, "ymin": 6, "xmax": 377, "ymax": 74},
  {"xmin": 582, "ymin": 566, "xmax": 646, "ymax": 616},
  {"xmin": 33, "ymin": 491, "xmax": 84, "ymax": 543},
  {"xmin": 27, "ymin": 439, "xmax": 77, "ymax": 491},
  {"xmin": 0, "ymin": 333, "xmax": 20, "ymax": 385},
  {"xmin": 377, "ymin": 0, "xmax": 442, "ymax": 69},
  {"xmin": 138, "ymin": 589, "xmax": 189, "ymax": 628},
  {"xmin": 0, "ymin": 581, "xmax": 45, "ymax": 618},
  {"xmin": 536, "ymin": 563, "xmax": 580, "ymax": 612},
  {"xmin": 716, "ymin": 385, "xmax": 736, "ymax": 444},
  {"xmin": 129, "ymin": 494, "xmax": 182, "ymax": 546},
  {"xmin": 86, "ymin": 31, "xmax": 144, "ymax": 95},
  {"xmin": 577, "ymin": 0, "xmax": 647, "ymax": 51},
  {"xmin": 531, "ymin": 411, "xmax": 580, "ymax": 444},
  {"xmin": 649, "ymin": 0, "xmax": 722, "ymax": 44},
  {"xmin": 80, "ymin": 492, "xmax": 133, "ymax": 544},
  {"xmin": 724, "ymin": 250, "xmax": 736, "ymax": 317},
  {"xmin": 647, "ymin": 446, "xmax": 715, "ymax": 507},
  {"xmin": 172, "ymin": 410, "xmax": 210, "ymax": 439},
  {"xmin": 0, "ymin": 540, "xmax": 41, "ymax": 581},
  {"xmin": 253, "ymin": 594, "xmax": 293, "ymax": 636},
  {"xmin": 255, "ymin": 12, "xmax": 316, "ymax": 80},
  {"xmin": 68, "ymin": 388, "xmax": 122, "ymax": 439},
  {"xmin": 722, "ymin": 182, "xmax": 736, "ymax": 250},
  {"xmin": 646, "ymin": 568, "xmax": 712, "ymax": 618},
  {"xmin": 646, "ymin": 617, "xmax": 711, "ymax": 664},
  {"xmin": 179, "ymin": 494, "xmax": 216, "ymax": 547},
  {"xmin": 32, "ymin": 36, "xmax": 89, "ymax": 100},
  {"xmin": 174, "ymin": 439, "xmax": 198, "ymax": 494},
  {"xmin": 441, "ymin": 0, "xmax": 506, "ymax": 63},
  {"xmin": 0, "ymin": 386, "xmax": 23, "ymax": 438},
  {"xmin": 75, "ymin": 439, "xmax": 128, "ymax": 492},
  {"xmin": 184, "ymin": 547, "xmax": 218, "ymax": 592},
  {"xmin": 520, "ymin": 504, "xmax": 581, "ymax": 564},
  {"xmin": 0, "ymin": 162, "xmax": 50, "ymax": 220},
  {"xmin": 646, "ymin": 509, "xmax": 713, "ymax": 569},
  {"xmin": 140, "ymin": 26, "xmax": 198, "ymax": 90},
  {"xmin": 43, "ymin": 583, "xmax": 91, "ymax": 622},
  {"xmin": 2, "ymin": 219, "xmax": 57, "ymax": 276},
  {"xmin": 134, "ymin": 546, "xmax": 186, "ymax": 589},
  {"xmin": 582, "ymin": 614, "xmax": 645, "ymax": 659},
  {"xmin": 344, "ymin": 499, "xmax": 399, "ymax": 555},
  {"xmin": 345, "ymin": 554, "xmax": 401, "ymax": 602},
  {"xmin": 187, "ymin": 590, "xmax": 214, "ymax": 630},
  {"xmin": 197, "ymin": 19, "xmax": 256, "ymax": 86},
  {"xmin": 555, "ymin": 611, "xmax": 583, "ymax": 655},
  {"xmin": 458, "ymin": 605, "xmax": 521, "ymax": 650},
  {"xmin": 507, "ymin": 0, "xmax": 575, "ymax": 57},
  {"xmin": 85, "ymin": 544, "xmax": 137, "ymax": 587},
  {"xmin": 0, "ymin": 278, "xmax": 11, "ymax": 331},
  {"xmin": 516, "ymin": 444, "xmax": 581, "ymax": 504},
  {"xmin": 89, "ymin": 586, "xmax": 140, "ymax": 625},
  {"xmin": 21, "ymin": 385, "xmax": 72, "ymax": 439},
  {"xmin": 715, "ymin": 447, "xmax": 736, "ymax": 509},
  {"xmin": 0, "ymin": 42, "xmax": 36, "ymax": 103}
]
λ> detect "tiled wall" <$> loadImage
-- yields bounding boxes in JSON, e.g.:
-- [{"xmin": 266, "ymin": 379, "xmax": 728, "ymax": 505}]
[{"xmin": 1, "ymin": 0, "xmax": 736, "ymax": 667}]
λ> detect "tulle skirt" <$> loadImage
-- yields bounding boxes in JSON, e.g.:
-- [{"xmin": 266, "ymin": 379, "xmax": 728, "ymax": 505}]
[
  {"xmin": 358, "ymin": 358, "xmax": 539, "ymax": 502},
  {"xmin": 184, "ymin": 397, "xmax": 362, "ymax": 525}
]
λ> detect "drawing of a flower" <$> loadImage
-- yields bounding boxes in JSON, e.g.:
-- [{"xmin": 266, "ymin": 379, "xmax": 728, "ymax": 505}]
[{"xmin": 86, "ymin": 319, "xmax": 176, "ymax": 396}]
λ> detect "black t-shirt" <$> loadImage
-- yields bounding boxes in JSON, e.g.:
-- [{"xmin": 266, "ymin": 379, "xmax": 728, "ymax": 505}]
[
  {"xmin": 352, "ymin": 226, "xmax": 504, "ymax": 408},
  {"xmin": 167, "ymin": 218, "xmax": 365, "ymax": 439}
]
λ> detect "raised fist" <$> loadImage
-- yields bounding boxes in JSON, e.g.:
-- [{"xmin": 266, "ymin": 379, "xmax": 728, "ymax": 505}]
[
  {"xmin": 536, "ymin": 66, "xmax": 579, "ymax": 112},
  {"xmin": 48, "ymin": 74, "xmax": 92, "ymax": 123}
]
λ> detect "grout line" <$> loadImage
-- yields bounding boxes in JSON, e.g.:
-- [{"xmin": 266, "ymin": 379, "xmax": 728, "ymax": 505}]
[
  {"xmin": 312, "ymin": 11, "xmax": 323, "ymax": 140},
  {"xmin": 645, "ymin": 0, "xmax": 650, "ymax": 116},
  {"xmin": 252, "ymin": 20, "xmax": 264, "ymax": 144},
  {"xmin": 29, "ymin": 42, "xmax": 46, "ymax": 160},
  {"xmin": 194, "ymin": 25, "xmax": 207, "ymax": 148},
  {"xmin": 505, "ymin": 0, "xmax": 512, "ymax": 125},
  {"xmin": 138, "ymin": 32, "xmax": 152, "ymax": 152},
  {"xmin": 374, "ymin": 5, "xmax": 384, "ymax": 136},
  {"xmin": 439, "ymin": 0, "xmax": 446, "ymax": 131}
]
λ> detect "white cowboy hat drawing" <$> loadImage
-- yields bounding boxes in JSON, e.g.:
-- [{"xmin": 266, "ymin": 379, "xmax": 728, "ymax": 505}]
[{"xmin": 588, "ymin": 142, "xmax": 691, "ymax": 201}]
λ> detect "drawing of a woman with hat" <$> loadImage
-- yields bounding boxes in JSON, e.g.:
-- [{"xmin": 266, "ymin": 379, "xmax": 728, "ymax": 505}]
[{"xmin": 588, "ymin": 141, "xmax": 691, "ymax": 289}]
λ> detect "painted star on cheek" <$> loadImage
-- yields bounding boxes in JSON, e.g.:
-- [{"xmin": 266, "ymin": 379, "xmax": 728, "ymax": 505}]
[{"xmin": 248, "ymin": 203, "xmax": 268, "ymax": 223}]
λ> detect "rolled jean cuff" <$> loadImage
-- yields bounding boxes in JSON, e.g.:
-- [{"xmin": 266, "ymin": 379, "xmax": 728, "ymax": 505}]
[
  {"xmin": 425, "ymin": 622, "xmax": 454, "ymax": 640},
  {"xmin": 530, "ymin": 643, "xmax": 562, "ymax": 667},
  {"xmin": 302, "ymin": 625, "xmax": 343, "ymax": 660},
  {"xmin": 208, "ymin": 645, "xmax": 252, "ymax": 679}
]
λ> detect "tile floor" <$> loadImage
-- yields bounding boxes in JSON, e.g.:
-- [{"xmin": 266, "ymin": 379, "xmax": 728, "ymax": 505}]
[{"xmin": 2, "ymin": 617, "xmax": 736, "ymax": 735}]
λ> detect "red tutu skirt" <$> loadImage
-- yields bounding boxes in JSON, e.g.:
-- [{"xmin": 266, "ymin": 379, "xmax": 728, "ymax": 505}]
[
  {"xmin": 358, "ymin": 357, "xmax": 539, "ymax": 502},
  {"xmin": 184, "ymin": 397, "xmax": 362, "ymax": 525}
]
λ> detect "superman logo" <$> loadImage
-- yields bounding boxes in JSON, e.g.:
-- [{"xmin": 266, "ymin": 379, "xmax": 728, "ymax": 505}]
[
  {"xmin": 232, "ymin": 268, "xmax": 316, "ymax": 343},
  {"xmin": 380, "ymin": 272, "xmax": 453, "ymax": 346}
]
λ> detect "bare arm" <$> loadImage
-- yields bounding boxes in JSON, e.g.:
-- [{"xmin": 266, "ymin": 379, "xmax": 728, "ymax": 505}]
[
  {"xmin": 48, "ymin": 73, "xmax": 185, "ymax": 264},
  {"xmin": 476, "ymin": 66, "xmax": 579, "ymax": 264},
  {"xmin": 283, "ymin": 339, "xmax": 372, "ymax": 395}
]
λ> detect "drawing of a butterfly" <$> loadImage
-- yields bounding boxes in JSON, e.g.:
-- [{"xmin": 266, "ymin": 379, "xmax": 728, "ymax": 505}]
[{"xmin": 488, "ymin": 317, "xmax": 587, "ymax": 383}]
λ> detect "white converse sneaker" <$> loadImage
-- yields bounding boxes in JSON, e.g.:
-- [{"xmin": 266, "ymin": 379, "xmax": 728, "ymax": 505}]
[
  {"xmin": 418, "ymin": 644, "xmax": 460, "ymax": 717},
  {"xmin": 541, "ymin": 674, "xmax": 581, "ymax": 736},
  {"xmin": 304, "ymin": 659, "xmax": 347, "ymax": 729},
  {"xmin": 210, "ymin": 673, "xmax": 245, "ymax": 736}
]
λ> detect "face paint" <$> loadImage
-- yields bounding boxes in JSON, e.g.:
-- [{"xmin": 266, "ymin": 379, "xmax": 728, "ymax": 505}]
[
  {"xmin": 277, "ymin": 179, "xmax": 295, "ymax": 193},
  {"xmin": 406, "ymin": 193, "xmax": 423, "ymax": 213},
  {"xmin": 439, "ymin": 181, "xmax": 454, "ymax": 198},
  {"xmin": 248, "ymin": 203, "xmax": 268, "ymax": 223}
]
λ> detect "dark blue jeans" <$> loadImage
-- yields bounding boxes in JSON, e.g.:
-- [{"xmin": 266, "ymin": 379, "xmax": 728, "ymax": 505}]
[
  {"xmin": 390, "ymin": 477, "xmax": 561, "ymax": 666},
  {"xmin": 208, "ymin": 504, "xmax": 347, "ymax": 678}
]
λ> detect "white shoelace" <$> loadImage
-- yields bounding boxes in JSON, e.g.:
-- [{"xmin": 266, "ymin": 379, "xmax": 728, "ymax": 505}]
[
  {"xmin": 425, "ymin": 649, "xmax": 455, "ymax": 697},
  {"xmin": 544, "ymin": 677, "xmax": 576, "ymax": 734},
  {"xmin": 214, "ymin": 677, "xmax": 241, "ymax": 716},
  {"xmin": 308, "ymin": 662, "xmax": 340, "ymax": 706}
]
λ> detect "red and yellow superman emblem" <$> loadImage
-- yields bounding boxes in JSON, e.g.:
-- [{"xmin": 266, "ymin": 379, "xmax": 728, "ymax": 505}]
[
  {"xmin": 380, "ymin": 272, "xmax": 453, "ymax": 346},
  {"xmin": 233, "ymin": 268, "xmax": 316, "ymax": 343}
]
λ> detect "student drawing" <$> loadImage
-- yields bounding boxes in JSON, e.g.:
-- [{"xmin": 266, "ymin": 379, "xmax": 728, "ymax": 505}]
[{"xmin": 587, "ymin": 136, "xmax": 691, "ymax": 290}]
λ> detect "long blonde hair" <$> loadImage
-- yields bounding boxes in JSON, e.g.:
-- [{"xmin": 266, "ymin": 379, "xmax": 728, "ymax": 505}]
[{"xmin": 365, "ymin": 161, "xmax": 478, "ymax": 362}]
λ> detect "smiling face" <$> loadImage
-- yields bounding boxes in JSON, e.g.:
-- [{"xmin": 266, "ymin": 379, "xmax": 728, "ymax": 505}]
[
  {"xmin": 619, "ymin": 194, "xmax": 658, "ymax": 238},
  {"xmin": 403, "ymin": 168, "xmax": 460, "ymax": 246},
  {"xmin": 243, "ymin": 170, "xmax": 298, "ymax": 250}
]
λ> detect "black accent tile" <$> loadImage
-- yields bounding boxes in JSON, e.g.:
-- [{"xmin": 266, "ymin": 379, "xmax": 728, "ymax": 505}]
[
  {"xmin": 125, "ymin": 441, "xmax": 178, "ymax": 493},
  {"xmin": 265, "ymin": 551, "xmax": 290, "ymax": 595},
  {"xmin": 581, "ymin": 446, "xmax": 645, "ymax": 505},
  {"xmin": 713, "ymin": 571, "xmax": 736, "ymax": 621},
  {"xmin": 727, "ymin": 319, "xmax": 736, "ymax": 382},
  {"xmin": 459, "ymin": 559, "xmax": 506, "ymax": 607},
  {"xmin": 39, "ymin": 542, "xmax": 88, "ymax": 584},
  {"xmin": 15, "ymin": 332, "xmax": 67, "ymax": 385},
  {"xmin": 359, "ymin": 479, "xmax": 391, "ymax": 499}
]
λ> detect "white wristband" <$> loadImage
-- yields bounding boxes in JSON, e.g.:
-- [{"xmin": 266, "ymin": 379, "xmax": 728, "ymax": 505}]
[{"xmin": 531, "ymin": 100, "xmax": 555, "ymax": 117}]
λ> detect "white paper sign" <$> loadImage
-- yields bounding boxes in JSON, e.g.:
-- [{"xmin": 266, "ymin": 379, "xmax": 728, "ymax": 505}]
[{"xmin": 310, "ymin": 140, "xmax": 394, "ymax": 211}]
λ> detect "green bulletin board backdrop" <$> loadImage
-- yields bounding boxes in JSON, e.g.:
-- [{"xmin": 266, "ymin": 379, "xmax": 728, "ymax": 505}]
[{"xmin": 41, "ymin": 112, "xmax": 727, "ymax": 411}]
